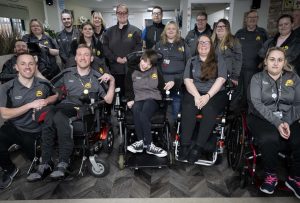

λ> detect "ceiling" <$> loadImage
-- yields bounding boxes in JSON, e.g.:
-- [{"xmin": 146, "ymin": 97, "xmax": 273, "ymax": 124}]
[{"xmin": 68, "ymin": 0, "xmax": 181, "ymax": 12}]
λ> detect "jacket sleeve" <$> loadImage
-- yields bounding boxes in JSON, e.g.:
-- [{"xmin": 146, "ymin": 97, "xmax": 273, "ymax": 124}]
[
  {"xmin": 157, "ymin": 66, "xmax": 165, "ymax": 97},
  {"xmin": 231, "ymin": 39, "xmax": 242, "ymax": 80},
  {"xmin": 258, "ymin": 38, "xmax": 273, "ymax": 59},
  {"xmin": 102, "ymin": 30, "xmax": 118, "ymax": 63},
  {"xmin": 249, "ymin": 74, "xmax": 283, "ymax": 128},
  {"xmin": 289, "ymin": 75, "xmax": 300, "ymax": 124},
  {"xmin": 125, "ymin": 68, "xmax": 135, "ymax": 101},
  {"xmin": 132, "ymin": 29, "xmax": 143, "ymax": 52},
  {"xmin": 56, "ymin": 34, "xmax": 68, "ymax": 64},
  {"xmin": 0, "ymin": 60, "xmax": 17, "ymax": 82}
]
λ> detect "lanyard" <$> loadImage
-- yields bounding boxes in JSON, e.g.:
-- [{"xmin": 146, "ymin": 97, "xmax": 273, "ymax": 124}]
[
  {"xmin": 271, "ymin": 73, "xmax": 282, "ymax": 109},
  {"xmin": 78, "ymin": 76, "xmax": 92, "ymax": 89}
]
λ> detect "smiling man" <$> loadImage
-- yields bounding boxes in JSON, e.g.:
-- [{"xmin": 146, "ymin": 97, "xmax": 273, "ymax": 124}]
[{"xmin": 0, "ymin": 53, "xmax": 57, "ymax": 189}]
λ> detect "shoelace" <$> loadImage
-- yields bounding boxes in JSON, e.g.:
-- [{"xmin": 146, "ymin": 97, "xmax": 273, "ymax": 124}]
[
  {"xmin": 149, "ymin": 144, "xmax": 161, "ymax": 153},
  {"xmin": 264, "ymin": 175, "xmax": 278, "ymax": 185},
  {"xmin": 132, "ymin": 141, "xmax": 143, "ymax": 148}
]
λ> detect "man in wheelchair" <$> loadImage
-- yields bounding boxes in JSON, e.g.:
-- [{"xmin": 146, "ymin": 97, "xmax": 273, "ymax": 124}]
[
  {"xmin": 27, "ymin": 44, "xmax": 115, "ymax": 181},
  {"xmin": 125, "ymin": 49, "xmax": 171, "ymax": 158},
  {"xmin": 248, "ymin": 47, "xmax": 300, "ymax": 198}
]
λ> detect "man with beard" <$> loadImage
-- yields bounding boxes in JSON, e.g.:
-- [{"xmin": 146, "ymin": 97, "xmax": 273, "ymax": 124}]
[{"xmin": 56, "ymin": 9, "xmax": 80, "ymax": 68}]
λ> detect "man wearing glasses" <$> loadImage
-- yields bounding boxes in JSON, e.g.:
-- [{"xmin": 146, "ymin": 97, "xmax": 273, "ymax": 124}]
[
  {"xmin": 142, "ymin": 6, "xmax": 165, "ymax": 49},
  {"xmin": 185, "ymin": 12, "xmax": 212, "ymax": 56},
  {"xmin": 103, "ymin": 3, "xmax": 142, "ymax": 96},
  {"xmin": 232, "ymin": 10, "xmax": 268, "ymax": 110}
]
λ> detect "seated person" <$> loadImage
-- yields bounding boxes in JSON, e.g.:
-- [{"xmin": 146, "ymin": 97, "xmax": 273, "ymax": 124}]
[
  {"xmin": 125, "ymin": 49, "xmax": 170, "ymax": 158},
  {"xmin": 248, "ymin": 47, "xmax": 300, "ymax": 198},
  {"xmin": 179, "ymin": 35, "xmax": 227, "ymax": 163},
  {"xmin": 27, "ymin": 44, "xmax": 115, "ymax": 181},
  {"xmin": 0, "ymin": 40, "xmax": 28, "ymax": 83},
  {"xmin": 0, "ymin": 53, "xmax": 57, "ymax": 189}
]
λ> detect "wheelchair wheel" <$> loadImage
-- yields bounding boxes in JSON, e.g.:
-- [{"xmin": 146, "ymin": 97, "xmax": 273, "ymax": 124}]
[
  {"xmin": 102, "ymin": 127, "xmax": 114, "ymax": 154},
  {"xmin": 88, "ymin": 156, "xmax": 110, "ymax": 177},
  {"xmin": 226, "ymin": 114, "xmax": 245, "ymax": 171}
]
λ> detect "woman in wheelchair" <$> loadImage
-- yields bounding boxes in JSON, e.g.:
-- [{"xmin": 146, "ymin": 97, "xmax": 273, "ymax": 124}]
[
  {"xmin": 125, "ymin": 49, "xmax": 169, "ymax": 158},
  {"xmin": 179, "ymin": 35, "xmax": 227, "ymax": 163},
  {"xmin": 247, "ymin": 47, "xmax": 300, "ymax": 198}
]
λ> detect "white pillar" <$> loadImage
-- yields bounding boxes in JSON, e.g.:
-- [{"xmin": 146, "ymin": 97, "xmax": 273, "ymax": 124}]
[{"xmin": 43, "ymin": 0, "xmax": 62, "ymax": 32}]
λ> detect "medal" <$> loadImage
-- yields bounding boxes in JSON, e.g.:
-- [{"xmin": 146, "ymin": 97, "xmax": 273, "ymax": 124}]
[{"xmin": 272, "ymin": 93, "xmax": 277, "ymax": 99}]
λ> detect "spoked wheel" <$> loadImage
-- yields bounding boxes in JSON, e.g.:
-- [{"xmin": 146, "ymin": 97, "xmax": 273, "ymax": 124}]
[
  {"xmin": 163, "ymin": 122, "xmax": 174, "ymax": 165},
  {"xmin": 88, "ymin": 155, "xmax": 110, "ymax": 177},
  {"xmin": 102, "ymin": 127, "xmax": 114, "ymax": 154},
  {"xmin": 226, "ymin": 114, "xmax": 245, "ymax": 171}
]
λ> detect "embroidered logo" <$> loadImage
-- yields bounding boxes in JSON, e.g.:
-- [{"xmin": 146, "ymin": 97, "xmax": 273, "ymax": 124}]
[
  {"xmin": 151, "ymin": 73, "xmax": 157, "ymax": 79},
  {"xmin": 285, "ymin": 79, "xmax": 294, "ymax": 86},
  {"xmin": 128, "ymin": 33, "xmax": 133, "ymax": 38},
  {"xmin": 99, "ymin": 67, "xmax": 104, "ymax": 74},
  {"xmin": 14, "ymin": 96, "xmax": 22, "ymax": 100},
  {"xmin": 68, "ymin": 79, "xmax": 74, "ymax": 83},
  {"xmin": 44, "ymin": 41, "xmax": 49, "ymax": 45},
  {"xmin": 256, "ymin": 36, "xmax": 261, "ymax": 41},
  {"xmin": 36, "ymin": 90, "xmax": 43, "ymax": 97},
  {"xmin": 283, "ymin": 45, "xmax": 289, "ymax": 50},
  {"xmin": 262, "ymin": 80, "xmax": 269, "ymax": 85},
  {"xmin": 97, "ymin": 50, "xmax": 101, "ymax": 56},
  {"xmin": 178, "ymin": 46, "xmax": 185, "ymax": 52}
]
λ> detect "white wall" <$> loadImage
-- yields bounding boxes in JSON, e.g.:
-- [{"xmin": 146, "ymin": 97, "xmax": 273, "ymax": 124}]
[
  {"xmin": 64, "ymin": 1, "xmax": 91, "ymax": 27},
  {"xmin": 208, "ymin": 10, "xmax": 225, "ymax": 28}
]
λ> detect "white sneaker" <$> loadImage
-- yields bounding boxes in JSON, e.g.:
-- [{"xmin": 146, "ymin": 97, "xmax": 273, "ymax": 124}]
[
  {"xmin": 146, "ymin": 143, "xmax": 167, "ymax": 157},
  {"xmin": 127, "ymin": 140, "xmax": 144, "ymax": 153}
]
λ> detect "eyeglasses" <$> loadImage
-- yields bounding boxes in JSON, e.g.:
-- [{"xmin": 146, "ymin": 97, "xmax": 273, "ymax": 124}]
[
  {"xmin": 116, "ymin": 12, "xmax": 128, "ymax": 16},
  {"xmin": 152, "ymin": 12, "xmax": 162, "ymax": 16},
  {"xmin": 216, "ymin": 25, "xmax": 226, "ymax": 29},
  {"xmin": 198, "ymin": 41, "xmax": 210, "ymax": 46}
]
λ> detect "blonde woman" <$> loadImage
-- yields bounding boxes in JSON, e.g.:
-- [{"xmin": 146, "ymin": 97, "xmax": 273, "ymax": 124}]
[
  {"xmin": 211, "ymin": 18, "xmax": 242, "ymax": 85},
  {"xmin": 155, "ymin": 21, "xmax": 191, "ymax": 120},
  {"xmin": 248, "ymin": 47, "xmax": 300, "ymax": 198},
  {"xmin": 91, "ymin": 11, "xmax": 106, "ymax": 43}
]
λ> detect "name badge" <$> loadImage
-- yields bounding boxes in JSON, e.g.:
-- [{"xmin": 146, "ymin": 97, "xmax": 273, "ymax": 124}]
[
  {"xmin": 163, "ymin": 59, "xmax": 170, "ymax": 65},
  {"xmin": 273, "ymin": 111, "xmax": 283, "ymax": 119}
]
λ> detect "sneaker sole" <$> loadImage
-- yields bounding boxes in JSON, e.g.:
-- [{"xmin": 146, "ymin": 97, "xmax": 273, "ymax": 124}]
[
  {"xmin": 127, "ymin": 147, "xmax": 143, "ymax": 153},
  {"xmin": 0, "ymin": 168, "xmax": 19, "ymax": 189},
  {"xmin": 146, "ymin": 151, "xmax": 167, "ymax": 158},
  {"xmin": 285, "ymin": 181, "xmax": 300, "ymax": 199},
  {"xmin": 260, "ymin": 182, "xmax": 278, "ymax": 195}
]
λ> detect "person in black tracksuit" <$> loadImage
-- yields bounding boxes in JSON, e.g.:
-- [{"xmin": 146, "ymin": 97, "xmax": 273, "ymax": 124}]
[
  {"xmin": 179, "ymin": 35, "xmax": 227, "ymax": 163},
  {"xmin": 155, "ymin": 21, "xmax": 191, "ymax": 120},
  {"xmin": 27, "ymin": 45, "xmax": 115, "ymax": 181},
  {"xmin": 125, "ymin": 50, "xmax": 167, "ymax": 157},
  {"xmin": 234, "ymin": 10, "xmax": 268, "ymax": 110},
  {"xmin": 0, "ymin": 53, "xmax": 57, "ymax": 189},
  {"xmin": 56, "ymin": 9, "xmax": 80, "ymax": 69},
  {"xmin": 185, "ymin": 12, "xmax": 212, "ymax": 56},
  {"xmin": 102, "ymin": 4, "xmax": 142, "ymax": 97},
  {"xmin": 142, "ymin": 6, "xmax": 165, "ymax": 49},
  {"xmin": 259, "ymin": 14, "xmax": 300, "ymax": 76},
  {"xmin": 248, "ymin": 47, "xmax": 300, "ymax": 198}
]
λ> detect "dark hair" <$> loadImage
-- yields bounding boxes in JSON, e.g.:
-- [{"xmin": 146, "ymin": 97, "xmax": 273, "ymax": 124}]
[
  {"xmin": 116, "ymin": 3, "xmax": 128, "ymax": 13},
  {"xmin": 152, "ymin": 6, "xmax": 163, "ymax": 14},
  {"xmin": 79, "ymin": 22, "xmax": 95, "ymax": 44},
  {"xmin": 61, "ymin": 9, "xmax": 73, "ymax": 19},
  {"xmin": 196, "ymin": 11, "xmax": 208, "ymax": 19},
  {"xmin": 277, "ymin": 14, "xmax": 293, "ymax": 24},
  {"xmin": 141, "ymin": 49, "xmax": 158, "ymax": 66},
  {"xmin": 198, "ymin": 35, "xmax": 217, "ymax": 81}
]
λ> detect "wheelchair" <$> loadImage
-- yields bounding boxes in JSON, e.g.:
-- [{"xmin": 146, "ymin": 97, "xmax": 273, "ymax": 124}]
[
  {"xmin": 173, "ymin": 82, "xmax": 234, "ymax": 166},
  {"xmin": 114, "ymin": 88, "xmax": 173, "ymax": 170},
  {"xmin": 226, "ymin": 112, "xmax": 291, "ymax": 191},
  {"xmin": 28, "ymin": 92, "xmax": 114, "ymax": 178}
]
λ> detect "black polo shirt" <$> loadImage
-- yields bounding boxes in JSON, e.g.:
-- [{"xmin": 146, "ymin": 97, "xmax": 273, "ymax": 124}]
[{"xmin": 0, "ymin": 77, "xmax": 53, "ymax": 132}]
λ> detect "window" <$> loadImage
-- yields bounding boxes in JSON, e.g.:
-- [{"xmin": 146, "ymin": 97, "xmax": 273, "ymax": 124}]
[{"xmin": 0, "ymin": 17, "xmax": 25, "ymax": 35}]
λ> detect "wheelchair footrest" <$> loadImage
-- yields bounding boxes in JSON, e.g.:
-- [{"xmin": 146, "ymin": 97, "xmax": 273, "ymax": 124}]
[{"xmin": 126, "ymin": 153, "xmax": 169, "ymax": 169}]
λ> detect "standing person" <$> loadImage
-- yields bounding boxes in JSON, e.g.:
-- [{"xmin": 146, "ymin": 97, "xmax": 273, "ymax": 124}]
[
  {"xmin": 185, "ymin": 12, "xmax": 212, "ymax": 56},
  {"xmin": 234, "ymin": 10, "xmax": 268, "ymax": 109},
  {"xmin": 0, "ymin": 40, "xmax": 28, "ymax": 83},
  {"xmin": 293, "ymin": 9, "xmax": 300, "ymax": 38},
  {"xmin": 0, "ymin": 53, "xmax": 57, "ymax": 189},
  {"xmin": 125, "ymin": 50, "xmax": 167, "ymax": 157},
  {"xmin": 211, "ymin": 18, "xmax": 242, "ymax": 86},
  {"xmin": 259, "ymin": 14, "xmax": 300, "ymax": 76},
  {"xmin": 27, "ymin": 44, "xmax": 115, "ymax": 181},
  {"xmin": 248, "ymin": 47, "xmax": 300, "ymax": 199},
  {"xmin": 103, "ymin": 3, "xmax": 142, "ymax": 96},
  {"xmin": 179, "ymin": 35, "xmax": 227, "ymax": 163},
  {"xmin": 22, "ymin": 19, "xmax": 60, "ymax": 80},
  {"xmin": 142, "ymin": 6, "xmax": 165, "ymax": 49},
  {"xmin": 56, "ymin": 9, "xmax": 80, "ymax": 69},
  {"xmin": 155, "ymin": 21, "xmax": 191, "ymax": 120},
  {"xmin": 91, "ymin": 11, "xmax": 106, "ymax": 43}
]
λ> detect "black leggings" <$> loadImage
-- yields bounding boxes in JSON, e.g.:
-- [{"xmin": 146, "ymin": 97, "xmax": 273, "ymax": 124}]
[
  {"xmin": 0, "ymin": 123, "xmax": 40, "ymax": 171},
  {"xmin": 248, "ymin": 114, "xmax": 300, "ymax": 177},
  {"xmin": 132, "ymin": 99, "xmax": 159, "ymax": 146},
  {"xmin": 180, "ymin": 91, "xmax": 227, "ymax": 149}
]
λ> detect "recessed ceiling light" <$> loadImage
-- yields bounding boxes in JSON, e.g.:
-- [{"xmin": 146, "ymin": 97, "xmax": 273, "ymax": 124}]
[
  {"xmin": 148, "ymin": 7, "xmax": 153, "ymax": 11},
  {"xmin": 225, "ymin": 6, "xmax": 230, "ymax": 10},
  {"xmin": 96, "ymin": 0, "xmax": 102, "ymax": 2}
]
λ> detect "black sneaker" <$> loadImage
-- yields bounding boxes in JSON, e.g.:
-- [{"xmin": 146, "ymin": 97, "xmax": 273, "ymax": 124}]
[
  {"xmin": 285, "ymin": 176, "xmax": 300, "ymax": 199},
  {"xmin": 27, "ymin": 163, "xmax": 52, "ymax": 182},
  {"xmin": 146, "ymin": 143, "xmax": 167, "ymax": 157},
  {"xmin": 127, "ymin": 140, "xmax": 144, "ymax": 153},
  {"xmin": 50, "ymin": 162, "xmax": 68, "ymax": 180},
  {"xmin": 260, "ymin": 172, "xmax": 278, "ymax": 194},
  {"xmin": 178, "ymin": 146, "xmax": 189, "ymax": 161},
  {"xmin": 0, "ymin": 167, "xmax": 19, "ymax": 189}
]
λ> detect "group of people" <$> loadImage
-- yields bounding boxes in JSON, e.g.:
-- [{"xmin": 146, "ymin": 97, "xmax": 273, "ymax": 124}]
[{"xmin": 0, "ymin": 3, "xmax": 300, "ymax": 199}]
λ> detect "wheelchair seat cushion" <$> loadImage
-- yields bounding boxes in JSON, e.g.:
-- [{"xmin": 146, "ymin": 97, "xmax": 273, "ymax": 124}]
[{"xmin": 125, "ymin": 110, "xmax": 166, "ymax": 125}]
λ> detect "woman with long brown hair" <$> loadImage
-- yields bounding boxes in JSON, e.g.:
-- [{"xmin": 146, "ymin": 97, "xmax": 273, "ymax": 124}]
[{"xmin": 179, "ymin": 35, "xmax": 227, "ymax": 163}]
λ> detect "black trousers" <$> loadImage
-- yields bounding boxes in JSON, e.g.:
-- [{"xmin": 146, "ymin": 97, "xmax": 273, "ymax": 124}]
[
  {"xmin": 180, "ymin": 91, "xmax": 227, "ymax": 149},
  {"xmin": 0, "ymin": 123, "xmax": 40, "ymax": 171},
  {"xmin": 41, "ymin": 103, "xmax": 77, "ymax": 164},
  {"xmin": 113, "ymin": 74, "xmax": 125, "ymax": 98},
  {"xmin": 248, "ymin": 114, "xmax": 300, "ymax": 177},
  {"xmin": 132, "ymin": 99, "xmax": 159, "ymax": 146}
]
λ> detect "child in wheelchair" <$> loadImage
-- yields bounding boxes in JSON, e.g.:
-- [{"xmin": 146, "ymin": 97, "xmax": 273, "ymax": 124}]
[
  {"xmin": 125, "ymin": 49, "xmax": 171, "ymax": 158},
  {"xmin": 178, "ymin": 35, "xmax": 228, "ymax": 163},
  {"xmin": 248, "ymin": 47, "xmax": 300, "ymax": 198}
]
